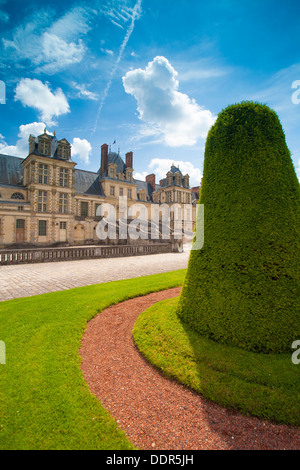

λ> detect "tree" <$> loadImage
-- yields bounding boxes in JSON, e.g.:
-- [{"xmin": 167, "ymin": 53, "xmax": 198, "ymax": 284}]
[{"xmin": 177, "ymin": 102, "xmax": 300, "ymax": 353}]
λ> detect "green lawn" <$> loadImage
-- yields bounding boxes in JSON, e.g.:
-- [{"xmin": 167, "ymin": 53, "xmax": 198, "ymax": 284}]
[
  {"xmin": 0, "ymin": 269, "xmax": 186, "ymax": 450},
  {"xmin": 133, "ymin": 297, "xmax": 300, "ymax": 427}
]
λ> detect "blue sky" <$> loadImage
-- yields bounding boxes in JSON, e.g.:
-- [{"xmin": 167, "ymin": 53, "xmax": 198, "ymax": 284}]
[{"xmin": 0, "ymin": 0, "xmax": 300, "ymax": 186}]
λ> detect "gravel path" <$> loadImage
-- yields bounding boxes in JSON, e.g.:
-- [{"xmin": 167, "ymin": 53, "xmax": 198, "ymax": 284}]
[{"xmin": 80, "ymin": 287, "xmax": 300, "ymax": 450}]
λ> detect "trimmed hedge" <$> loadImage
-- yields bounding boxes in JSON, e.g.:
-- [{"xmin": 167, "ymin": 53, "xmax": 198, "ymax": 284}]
[{"xmin": 177, "ymin": 101, "xmax": 300, "ymax": 353}]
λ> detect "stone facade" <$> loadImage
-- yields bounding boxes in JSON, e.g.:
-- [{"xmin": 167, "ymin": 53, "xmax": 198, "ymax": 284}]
[{"xmin": 0, "ymin": 130, "xmax": 200, "ymax": 248}]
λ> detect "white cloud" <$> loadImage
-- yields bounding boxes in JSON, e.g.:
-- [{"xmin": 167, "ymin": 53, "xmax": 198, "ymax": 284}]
[
  {"xmin": 15, "ymin": 79, "xmax": 70, "ymax": 125},
  {"xmin": 37, "ymin": 32, "xmax": 85, "ymax": 73},
  {"xmin": 101, "ymin": 48, "xmax": 114, "ymax": 56},
  {"xmin": 2, "ymin": 6, "xmax": 90, "ymax": 73},
  {"xmin": 71, "ymin": 137, "xmax": 92, "ymax": 165},
  {"xmin": 133, "ymin": 170, "xmax": 148, "ymax": 181},
  {"xmin": 134, "ymin": 158, "xmax": 202, "ymax": 187},
  {"xmin": 122, "ymin": 56, "xmax": 216, "ymax": 147},
  {"xmin": 72, "ymin": 82, "xmax": 99, "ymax": 101},
  {"xmin": 0, "ymin": 122, "xmax": 48, "ymax": 157}
]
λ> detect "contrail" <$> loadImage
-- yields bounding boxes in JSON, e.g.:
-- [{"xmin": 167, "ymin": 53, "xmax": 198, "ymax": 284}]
[{"xmin": 91, "ymin": 0, "xmax": 142, "ymax": 136}]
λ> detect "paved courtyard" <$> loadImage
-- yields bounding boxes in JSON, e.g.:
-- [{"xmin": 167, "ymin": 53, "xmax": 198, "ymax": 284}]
[{"xmin": 0, "ymin": 249, "xmax": 190, "ymax": 302}]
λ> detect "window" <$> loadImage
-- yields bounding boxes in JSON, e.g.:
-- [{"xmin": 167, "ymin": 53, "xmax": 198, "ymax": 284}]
[
  {"xmin": 60, "ymin": 221, "xmax": 67, "ymax": 230},
  {"xmin": 59, "ymin": 168, "xmax": 68, "ymax": 187},
  {"xmin": 17, "ymin": 206, "xmax": 24, "ymax": 211},
  {"xmin": 166, "ymin": 191, "xmax": 172, "ymax": 203},
  {"xmin": 59, "ymin": 193, "xmax": 68, "ymax": 214},
  {"xmin": 57, "ymin": 144, "xmax": 70, "ymax": 160},
  {"xmin": 119, "ymin": 187, "xmax": 123, "ymax": 196},
  {"xmin": 16, "ymin": 219, "xmax": 25, "ymax": 229},
  {"xmin": 127, "ymin": 189, "xmax": 132, "ymax": 199},
  {"xmin": 80, "ymin": 201, "xmax": 88, "ymax": 217},
  {"xmin": 11, "ymin": 192, "xmax": 24, "ymax": 200},
  {"xmin": 38, "ymin": 164, "xmax": 48, "ymax": 184},
  {"xmin": 110, "ymin": 186, "xmax": 115, "ymax": 196},
  {"xmin": 38, "ymin": 190, "xmax": 47, "ymax": 212},
  {"xmin": 38, "ymin": 139, "xmax": 51, "ymax": 155},
  {"xmin": 38, "ymin": 220, "xmax": 47, "ymax": 236}
]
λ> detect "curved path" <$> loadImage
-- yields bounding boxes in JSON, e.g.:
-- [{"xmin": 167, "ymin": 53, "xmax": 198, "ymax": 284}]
[{"xmin": 80, "ymin": 288, "xmax": 300, "ymax": 450}]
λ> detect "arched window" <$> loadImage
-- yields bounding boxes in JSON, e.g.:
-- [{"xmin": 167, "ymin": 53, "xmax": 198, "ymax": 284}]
[{"xmin": 11, "ymin": 192, "xmax": 25, "ymax": 200}]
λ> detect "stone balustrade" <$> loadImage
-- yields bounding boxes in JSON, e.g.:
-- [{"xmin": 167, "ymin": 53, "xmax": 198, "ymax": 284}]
[{"xmin": 0, "ymin": 243, "xmax": 174, "ymax": 265}]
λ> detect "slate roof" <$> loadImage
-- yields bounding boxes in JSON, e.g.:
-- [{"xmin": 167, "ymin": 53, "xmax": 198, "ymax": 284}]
[
  {"xmin": 170, "ymin": 164, "xmax": 182, "ymax": 174},
  {"xmin": 75, "ymin": 170, "xmax": 105, "ymax": 196},
  {"xmin": 0, "ymin": 154, "xmax": 199, "ymax": 202},
  {"xmin": 0, "ymin": 154, "xmax": 24, "ymax": 186},
  {"xmin": 100, "ymin": 151, "xmax": 126, "ymax": 177}
]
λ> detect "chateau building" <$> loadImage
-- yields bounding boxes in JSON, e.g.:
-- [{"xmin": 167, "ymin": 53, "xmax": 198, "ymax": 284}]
[{"xmin": 0, "ymin": 130, "xmax": 199, "ymax": 248}]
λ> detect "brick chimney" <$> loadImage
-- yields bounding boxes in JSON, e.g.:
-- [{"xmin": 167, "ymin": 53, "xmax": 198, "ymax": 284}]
[
  {"xmin": 100, "ymin": 143, "xmax": 109, "ymax": 174},
  {"xmin": 125, "ymin": 151, "xmax": 133, "ymax": 168},
  {"xmin": 146, "ymin": 173, "xmax": 156, "ymax": 191}
]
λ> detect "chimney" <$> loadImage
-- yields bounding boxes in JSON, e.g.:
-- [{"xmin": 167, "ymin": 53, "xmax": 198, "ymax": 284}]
[
  {"xmin": 125, "ymin": 151, "xmax": 133, "ymax": 168},
  {"xmin": 146, "ymin": 173, "xmax": 156, "ymax": 191},
  {"xmin": 100, "ymin": 143, "xmax": 109, "ymax": 174}
]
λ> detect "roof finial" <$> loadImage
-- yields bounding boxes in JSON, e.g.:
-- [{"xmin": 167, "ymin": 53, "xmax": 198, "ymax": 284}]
[{"xmin": 44, "ymin": 127, "xmax": 47, "ymax": 134}]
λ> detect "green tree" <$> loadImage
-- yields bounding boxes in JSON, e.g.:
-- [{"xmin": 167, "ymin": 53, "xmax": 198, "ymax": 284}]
[{"xmin": 177, "ymin": 102, "xmax": 300, "ymax": 353}]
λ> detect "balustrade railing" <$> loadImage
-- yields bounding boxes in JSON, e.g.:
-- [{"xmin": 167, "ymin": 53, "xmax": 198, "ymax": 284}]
[{"xmin": 0, "ymin": 243, "xmax": 173, "ymax": 265}]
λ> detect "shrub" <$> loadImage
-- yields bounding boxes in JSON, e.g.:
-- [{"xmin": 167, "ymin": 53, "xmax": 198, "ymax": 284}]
[{"xmin": 177, "ymin": 101, "xmax": 300, "ymax": 353}]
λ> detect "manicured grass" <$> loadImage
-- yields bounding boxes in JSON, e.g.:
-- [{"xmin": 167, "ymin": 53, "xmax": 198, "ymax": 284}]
[
  {"xmin": 0, "ymin": 269, "xmax": 186, "ymax": 450},
  {"xmin": 133, "ymin": 297, "xmax": 300, "ymax": 427}
]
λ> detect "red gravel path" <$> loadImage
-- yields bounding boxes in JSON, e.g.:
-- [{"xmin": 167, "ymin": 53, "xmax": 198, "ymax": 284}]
[{"xmin": 79, "ymin": 287, "xmax": 300, "ymax": 450}]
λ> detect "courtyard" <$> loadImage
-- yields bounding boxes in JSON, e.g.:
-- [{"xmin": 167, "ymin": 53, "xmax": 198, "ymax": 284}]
[{"xmin": 0, "ymin": 249, "xmax": 190, "ymax": 302}]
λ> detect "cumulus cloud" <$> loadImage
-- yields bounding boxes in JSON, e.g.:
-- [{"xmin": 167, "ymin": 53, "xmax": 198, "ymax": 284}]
[
  {"xmin": 134, "ymin": 158, "xmax": 202, "ymax": 187},
  {"xmin": 123, "ymin": 56, "xmax": 216, "ymax": 147},
  {"xmin": 71, "ymin": 137, "xmax": 92, "ymax": 165},
  {"xmin": 0, "ymin": 122, "xmax": 48, "ymax": 157},
  {"xmin": 15, "ymin": 79, "xmax": 70, "ymax": 125}
]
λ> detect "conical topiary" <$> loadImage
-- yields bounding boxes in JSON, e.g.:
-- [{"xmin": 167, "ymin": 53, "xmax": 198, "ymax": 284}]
[{"xmin": 177, "ymin": 101, "xmax": 300, "ymax": 353}]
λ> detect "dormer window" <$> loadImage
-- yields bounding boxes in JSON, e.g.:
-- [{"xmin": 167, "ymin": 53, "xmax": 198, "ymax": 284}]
[
  {"xmin": 38, "ymin": 138, "xmax": 51, "ymax": 155},
  {"xmin": 57, "ymin": 144, "xmax": 70, "ymax": 160},
  {"xmin": 175, "ymin": 171, "xmax": 181, "ymax": 186},
  {"xmin": 108, "ymin": 163, "xmax": 117, "ymax": 179}
]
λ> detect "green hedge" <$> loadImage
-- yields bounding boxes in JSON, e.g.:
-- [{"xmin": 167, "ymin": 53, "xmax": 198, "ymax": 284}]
[{"xmin": 177, "ymin": 101, "xmax": 300, "ymax": 353}]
